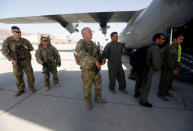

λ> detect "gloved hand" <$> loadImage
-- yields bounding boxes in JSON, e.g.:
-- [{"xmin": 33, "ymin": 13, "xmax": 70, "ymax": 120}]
[
  {"xmin": 56, "ymin": 61, "xmax": 61, "ymax": 67},
  {"xmin": 42, "ymin": 62, "xmax": 48, "ymax": 67}
]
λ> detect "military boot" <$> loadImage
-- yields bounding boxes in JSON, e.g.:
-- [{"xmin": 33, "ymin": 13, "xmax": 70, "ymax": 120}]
[
  {"xmin": 85, "ymin": 100, "xmax": 92, "ymax": 110},
  {"xmin": 157, "ymin": 93, "xmax": 168, "ymax": 101},
  {"xmin": 95, "ymin": 88, "xmax": 107, "ymax": 104},
  {"xmin": 15, "ymin": 90, "xmax": 24, "ymax": 97},
  {"xmin": 45, "ymin": 81, "xmax": 50, "ymax": 91},
  {"xmin": 84, "ymin": 87, "xmax": 92, "ymax": 110},
  {"xmin": 45, "ymin": 78, "xmax": 50, "ymax": 91},
  {"xmin": 54, "ymin": 79, "xmax": 60, "ymax": 87},
  {"xmin": 45, "ymin": 86, "xmax": 50, "ymax": 91},
  {"xmin": 110, "ymin": 89, "xmax": 116, "ymax": 94},
  {"xmin": 30, "ymin": 88, "xmax": 36, "ymax": 94},
  {"xmin": 54, "ymin": 83, "xmax": 61, "ymax": 87},
  {"xmin": 118, "ymin": 89, "xmax": 128, "ymax": 94},
  {"xmin": 95, "ymin": 96, "xmax": 107, "ymax": 104}
]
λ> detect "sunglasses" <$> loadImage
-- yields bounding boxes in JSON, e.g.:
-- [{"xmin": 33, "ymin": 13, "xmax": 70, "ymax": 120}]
[
  {"xmin": 14, "ymin": 31, "xmax": 21, "ymax": 34},
  {"xmin": 43, "ymin": 40, "xmax": 48, "ymax": 42}
]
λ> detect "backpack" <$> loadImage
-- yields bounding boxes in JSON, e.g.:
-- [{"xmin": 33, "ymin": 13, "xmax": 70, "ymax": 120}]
[{"xmin": 130, "ymin": 44, "xmax": 153, "ymax": 71}]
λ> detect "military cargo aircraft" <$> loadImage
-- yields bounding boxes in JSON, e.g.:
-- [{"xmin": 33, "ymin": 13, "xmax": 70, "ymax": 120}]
[
  {"xmin": 0, "ymin": 0, "xmax": 192, "ymax": 81},
  {"xmin": 0, "ymin": 0, "xmax": 192, "ymax": 48}
]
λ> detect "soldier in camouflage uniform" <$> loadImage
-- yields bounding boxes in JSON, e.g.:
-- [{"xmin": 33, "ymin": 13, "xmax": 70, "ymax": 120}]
[
  {"xmin": 2, "ymin": 26, "xmax": 36, "ymax": 96},
  {"xmin": 35, "ymin": 36, "xmax": 61, "ymax": 91},
  {"xmin": 158, "ymin": 33, "xmax": 184, "ymax": 101},
  {"xmin": 75, "ymin": 27, "xmax": 106, "ymax": 110}
]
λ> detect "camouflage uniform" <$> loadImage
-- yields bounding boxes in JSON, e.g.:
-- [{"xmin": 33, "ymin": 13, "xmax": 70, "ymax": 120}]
[
  {"xmin": 35, "ymin": 43, "xmax": 61, "ymax": 87},
  {"xmin": 75, "ymin": 39, "xmax": 103, "ymax": 103},
  {"xmin": 2, "ymin": 36, "xmax": 35, "ymax": 92}
]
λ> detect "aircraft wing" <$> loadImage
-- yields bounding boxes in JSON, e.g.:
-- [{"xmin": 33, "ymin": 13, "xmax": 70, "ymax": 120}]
[{"xmin": 0, "ymin": 10, "xmax": 142, "ymax": 34}]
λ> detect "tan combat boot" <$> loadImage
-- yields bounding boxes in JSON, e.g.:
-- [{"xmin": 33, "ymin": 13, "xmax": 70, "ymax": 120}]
[
  {"xmin": 30, "ymin": 88, "xmax": 36, "ymax": 93},
  {"xmin": 95, "ymin": 96, "xmax": 107, "ymax": 104},
  {"xmin": 85, "ymin": 100, "xmax": 92, "ymax": 110},
  {"xmin": 15, "ymin": 90, "xmax": 25, "ymax": 97},
  {"xmin": 95, "ymin": 88, "xmax": 107, "ymax": 104},
  {"xmin": 45, "ymin": 86, "xmax": 50, "ymax": 91},
  {"xmin": 54, "ymin": 83, "xmax": 61, "ymax": 87}
]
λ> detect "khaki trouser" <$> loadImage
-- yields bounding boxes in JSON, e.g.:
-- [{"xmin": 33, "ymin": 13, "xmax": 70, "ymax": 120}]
[
  {"xmin": 13, "ymin": 60, "xmax": 35, "ymax": 91},
  {"xmin": 44, "ymin": 65, "xmax": 58, "ymax": 87},
  {"xmin": 81, "ymin": 69, "xmax": 102, "ymax": 102}
]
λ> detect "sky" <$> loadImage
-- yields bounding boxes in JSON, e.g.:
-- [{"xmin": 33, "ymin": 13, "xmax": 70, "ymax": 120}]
[{"xmin": 0, "ymin": 0, "xmax": 153, "ymax": 43}]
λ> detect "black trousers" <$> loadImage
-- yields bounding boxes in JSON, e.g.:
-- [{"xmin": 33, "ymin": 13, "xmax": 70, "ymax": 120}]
[{"xmin": 134, "ymin": 70, "xmax": 145, "ymax": 95}]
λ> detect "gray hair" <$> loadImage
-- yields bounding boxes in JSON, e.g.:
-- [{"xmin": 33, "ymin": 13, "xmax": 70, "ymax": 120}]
[{"xmin": 81, "ymin": 27, "xmax": 91, "ymax": 35}]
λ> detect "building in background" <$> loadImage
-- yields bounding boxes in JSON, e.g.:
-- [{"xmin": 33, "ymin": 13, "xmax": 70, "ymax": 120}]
[{"xmin": 0, "ymin": 28, "xmax": 76, "ymax": 44}]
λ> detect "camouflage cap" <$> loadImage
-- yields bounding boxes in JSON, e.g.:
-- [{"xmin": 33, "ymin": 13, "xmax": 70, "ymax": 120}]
[{"xmin": 40, "ymin": 34, "xmax": 50, "ymax": 40}]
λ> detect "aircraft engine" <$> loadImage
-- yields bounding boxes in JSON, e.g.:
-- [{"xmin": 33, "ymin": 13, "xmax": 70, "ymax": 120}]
[{"xmin": 63, "ymin": 23, "xmax": 79, "ymax": 33}]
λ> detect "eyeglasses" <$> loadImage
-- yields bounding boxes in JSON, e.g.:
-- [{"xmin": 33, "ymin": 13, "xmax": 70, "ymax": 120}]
[
  {"xmin": 14, "ymin": 31, "xmax": 21, "ymax": 34},
  {"xmin": 160, "ymin": 38, "xmax": 165, "ymax": 40}
]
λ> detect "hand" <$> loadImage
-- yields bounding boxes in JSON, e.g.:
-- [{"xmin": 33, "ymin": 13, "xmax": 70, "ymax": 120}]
[
  {"xmin": 173, "ymin": 69, "xmax": 179, "ymax": 75},
  {"xmin": 24, "ymin": 45, "xmax": 28, "ymax": 50},
  {"xmin": 95, "ymin": 61, "xmax": 101, "ymax": 69},
  {"xmin": 42, "ymin": 62, "xmax": 48, "ymax": 67},
  {"xmin": 101, "ymin": 59, "xmax": 106, "ymax": 65},
  {"xmin": 56, "ymin": 61, "xmax": 61, "ymax": 67},
  {"xmin": 10, "ymin": 59, "xmax": 17, "ymax": 65}
]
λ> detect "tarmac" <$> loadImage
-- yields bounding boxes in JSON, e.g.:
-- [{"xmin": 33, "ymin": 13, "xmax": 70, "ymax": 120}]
[{"xmin": 0, "ymin": 44, "xmax": 193, "ymax": 131}]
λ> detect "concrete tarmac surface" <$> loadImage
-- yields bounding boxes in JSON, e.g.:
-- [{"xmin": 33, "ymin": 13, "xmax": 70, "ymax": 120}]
[{"xmin": 0, "ymin": 44, "xmax": 192, "ymax": 131}]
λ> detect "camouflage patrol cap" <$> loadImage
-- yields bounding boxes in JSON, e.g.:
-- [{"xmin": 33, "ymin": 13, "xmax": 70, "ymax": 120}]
[
  {"xmin": 40, "ymin": 34, "xmax": 51, "ymax": 45},
  {"xmin": 40, "ymin": 34, "xmax": 50, "ymax": 40}
]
